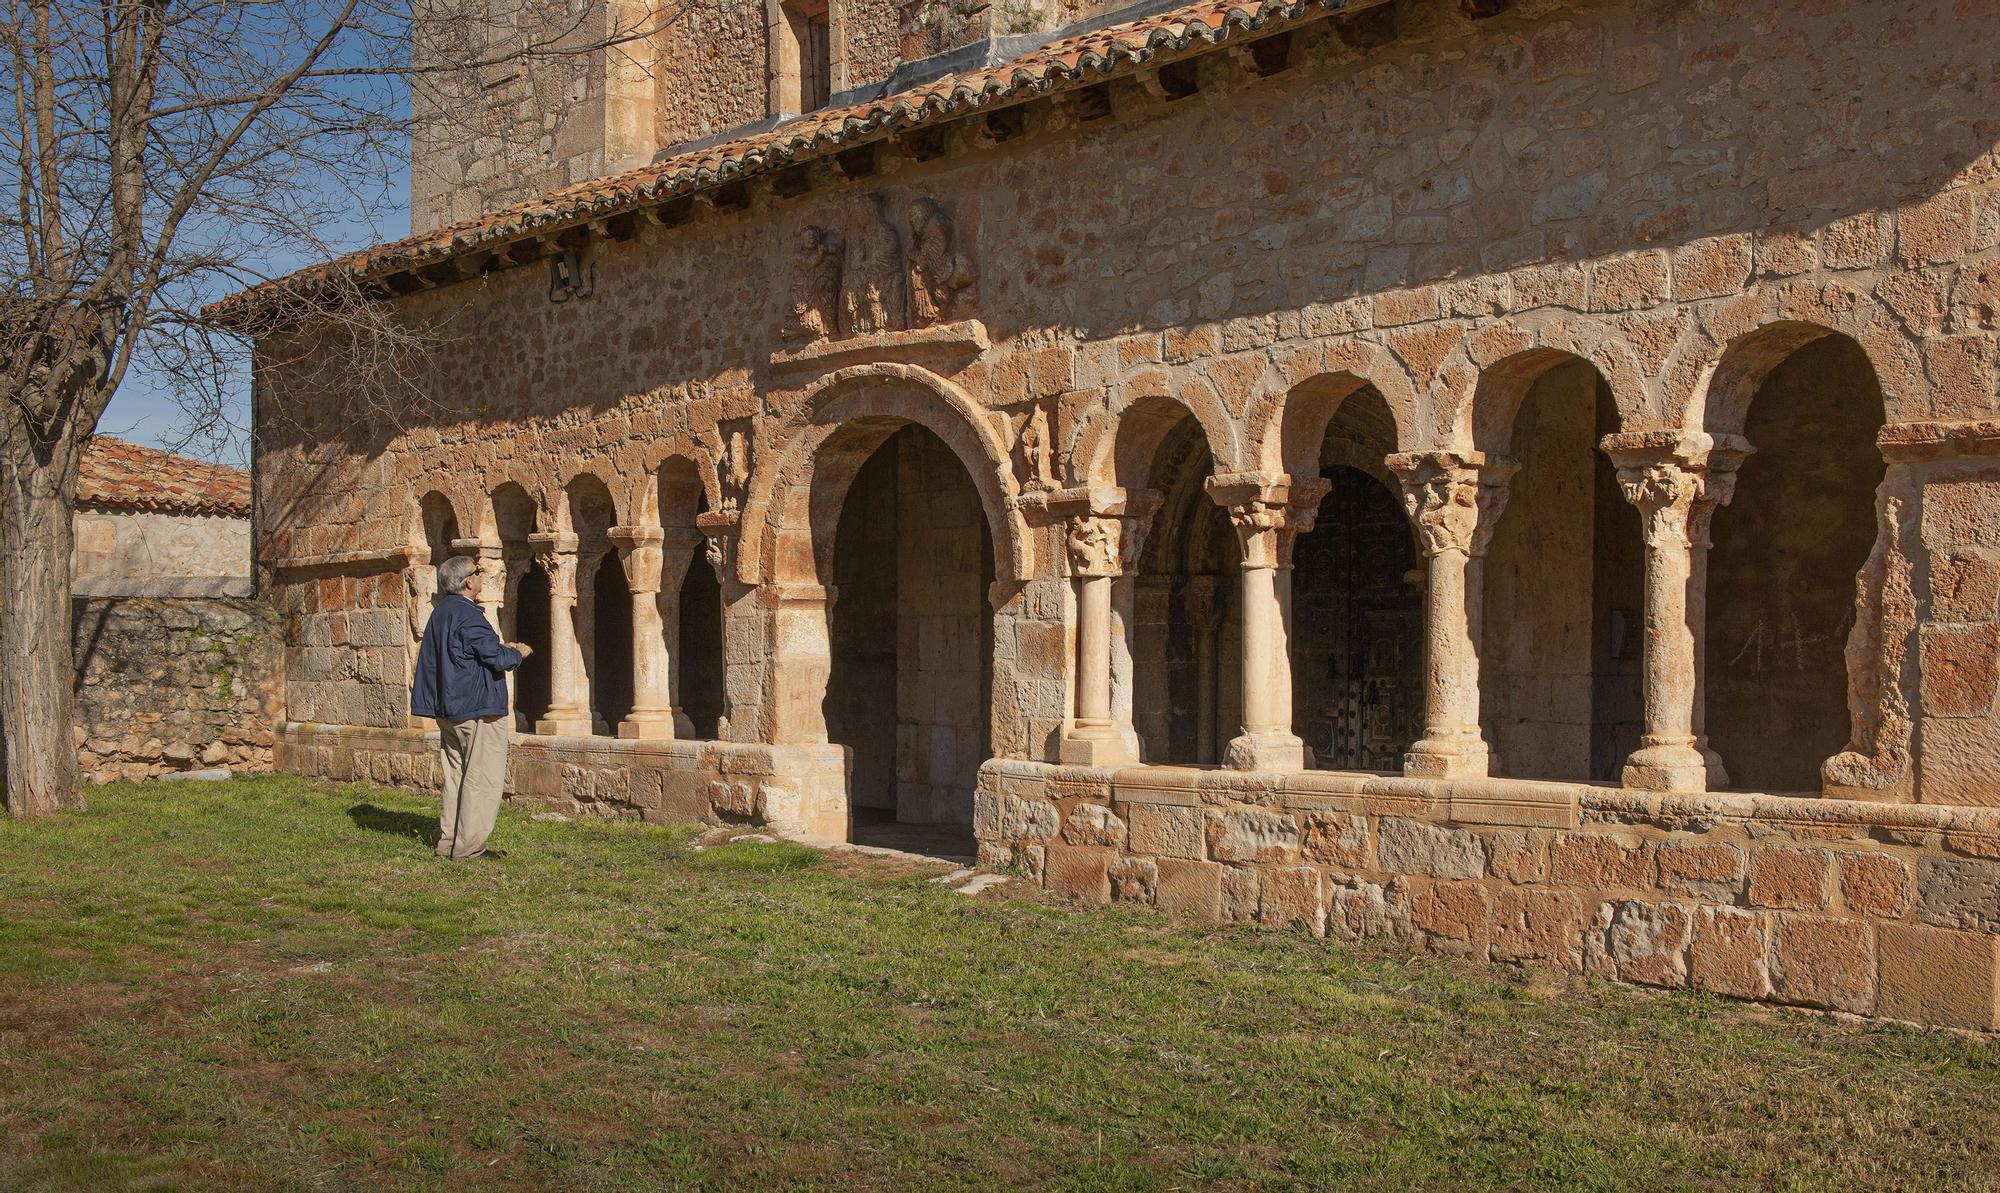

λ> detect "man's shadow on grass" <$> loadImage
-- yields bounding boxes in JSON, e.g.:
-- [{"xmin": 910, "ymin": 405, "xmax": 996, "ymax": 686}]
[{"xmin": 347, "ymin": 803, "xmax": 439, "ymax": 848}]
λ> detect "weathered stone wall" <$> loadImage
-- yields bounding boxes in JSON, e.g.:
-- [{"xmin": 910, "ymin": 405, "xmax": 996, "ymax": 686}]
[
  {"xmin": 975, "ymin": 761, "xmax": 2000, "ymax": 1032},
  {"xmin": 72, "ymin": 509, "xmax": 252, "ymax": 598},
  {"xmin": 652, "ymin": 0, "xmax": 770, "ymax": 149},
  {"xmin": 70, "ymin": 597, "xmax": 282, "ymax": 783}
]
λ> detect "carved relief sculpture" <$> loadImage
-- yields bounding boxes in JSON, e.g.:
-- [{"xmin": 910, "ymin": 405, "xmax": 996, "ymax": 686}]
[
  {"xmin": 1015, "ymin": 401, "xmax": 1055, "ymax": 491},
  {"xmin": 841, "ymin": 192, "xmax": 908, "ymax": 335},
  {"xmin": 907, "ymin": 196, "xmax": 977, "ymax": 326},
  {"xmin": 783, "ymin": 224, "xmax": 845, "ymax": 342},
  {"xmin": 718, "ymin": 430, "xmax": 752, "ymax": 515}
]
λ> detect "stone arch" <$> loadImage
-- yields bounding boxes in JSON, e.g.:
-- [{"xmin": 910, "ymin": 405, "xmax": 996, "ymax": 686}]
[
  {"xmin": 1462, "ymin": 336, "xmax": 1650, "ymax": 456},
  {"xmin": 486, "ymin": 479, "xmax": 540, "ymax": 544},
  {"xmin": 1697, "ymin": 321, "xmax": 1892, "ymax": 794},
  {"xmin": 1245, "ymin": 341, "xmax": 1423, "ymax": 478},
  {"xmin": 1071, "ymin": 385, "xmax": 1241, "ymax": 488},
  {"xmin": 413, "ymin": 489, "xmax": 463, "ymax": 561},
  {"xmin": 737, "ymin": 363, "xmax": 1029, "ymax": 585},
  {"xmin": 641, "ymin": 437, "xmax": 724, "ymax": 520},
  {"xmin": 557, "ymin": 469, "xmax": 623, "ymax": 537},
  {"xmin": 1472, "ymin": 343, "xmax": 1647, "ymax": 782},
  {"xmin": 1668, "ymin": 280, "xmax": 1920, "ymax": 433}
]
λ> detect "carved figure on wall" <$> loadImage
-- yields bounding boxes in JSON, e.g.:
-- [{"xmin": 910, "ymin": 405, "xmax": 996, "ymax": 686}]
[
  {"xmin": 908, "ymin": 196, "xmax": 977, "ymax": 326},
  {"xmin": 718, "ymin": 429, "xmax": 752, "ymax": 515},
  {"xmin": 841, "ymin": 192, "xmax": 907, "ymax": 335},
  {"xmin": 783, "ymin": 224, "xmax": 845, "ymax": 342},
  {"xmin": 1015, "ymin": 402, "xmax": 1055, "ymax": 492}
]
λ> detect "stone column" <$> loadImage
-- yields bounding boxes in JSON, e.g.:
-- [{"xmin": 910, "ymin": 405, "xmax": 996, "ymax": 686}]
[
  {"xmin": 610, "ymin": 526, "xmax": 673, "ymax": 740},
  {"xmin": 1061, "ymin": 514, "xmax": 1134, "ymax": 764},
  {"xmin": 1205, "ymin": 473, "xmax": 1329, "ymax": 772},
  {"xmin": 1386, "ymin": 452, "xmax": 1513, "ymax": 779},
  {"xmin": 1603, "ymin": 433, "xmax": 1752, "ymax": 792},
  {"xmin": 529, "ymin": 531, "xmax": 592, "ymax": 735},
  {"xmin": 1050, "ymin": 487, "xmax": 1159, "ymax": 767}
]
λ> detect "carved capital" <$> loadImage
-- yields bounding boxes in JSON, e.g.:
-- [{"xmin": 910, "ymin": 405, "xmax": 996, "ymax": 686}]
[
  {"xmin": 1387, "ymin": 451, "xmax": 1515, "ymax": 559},
  {"xmin": 1065, "ymin": 515, "xmax": 1123, "ymax": 578},
  {"xmin": 527, "ymin": 531, "xmax": 579, "ymax": 600},
  {"xmin": 1049, "ymin": 486, "xmax": 1161, "ymax": 577},
  {"xmin": 1616, "ymin": 461, "xmax": 1701, "ymax": 549},
  {"xmin": 695, "ymin": 510, "xmax": 739, "ymax": 580},
  {"xmin": 1206, "ymin": 472, "xmax": 1325, "ymax": 570},
  {"xmin": 1601, "ymin": 433, "xmax": 1752, "ymax": 552}
]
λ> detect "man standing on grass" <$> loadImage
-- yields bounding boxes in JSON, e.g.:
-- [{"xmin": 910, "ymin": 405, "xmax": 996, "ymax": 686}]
[{"xmin": 411, "ymin": 555, "xmax": 533, "ymax": 861}]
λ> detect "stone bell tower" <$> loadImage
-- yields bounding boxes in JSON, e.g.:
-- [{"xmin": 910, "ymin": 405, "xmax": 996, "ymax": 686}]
[{"xmin": 409, "ymin": 0, "xmax": 1129, "ymax": 234}]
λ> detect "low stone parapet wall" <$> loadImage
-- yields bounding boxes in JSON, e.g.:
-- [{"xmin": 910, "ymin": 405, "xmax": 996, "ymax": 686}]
[
  {"xmin": 276, "ymin": 722, "xmax": 848, "ymax": 838},
  {"xmin": 974, "ymin": 761, "xmax": 2000, "ymax": 1032}
]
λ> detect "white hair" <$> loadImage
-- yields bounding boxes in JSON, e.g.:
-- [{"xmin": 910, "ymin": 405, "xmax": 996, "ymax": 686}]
[{"xmin": 437, "ymin": 554, "xmax": 478, "ymax": 594}]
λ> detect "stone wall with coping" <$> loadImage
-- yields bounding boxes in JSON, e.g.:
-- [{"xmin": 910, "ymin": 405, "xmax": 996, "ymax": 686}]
[
  {"xmin": 974, "ymin": 760, "xmax": 2000, "ymax": 1032},
  {"xmin": 279, "ymin": 721, "xmax": 849, "ymax": 837},
  {"xmin": 70, "ymin": 597, "xmax": 282, "ymax": 783}
]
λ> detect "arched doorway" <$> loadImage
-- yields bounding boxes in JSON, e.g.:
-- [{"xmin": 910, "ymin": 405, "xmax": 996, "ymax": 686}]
[
  {"xmin": 826, "ymin": 423, "xmax": 994, "ymax": 856},
  {"xmin": 512, "ymin": 564, "xmax": 553, "ymax": 729},
  {"xmin": 1478, "ymin": 356, "xmax": 1644, "ymax": 782},
  {"xmin": 490, "ymin": 482, "xmax": 544, "ymax": 731},
  {"xmin": 1289, "ymin": 391, "xmax": 1422, "ymax": 770},
  {"xmin": 590, "ymin": 551, "xmax": 633, "ymax": 729},
  {"xmin": 1707, "ymin": 332, "xmax": 1884, "ymax": 792},
  {"xmin": 1121, "ymin": 404, "xmax": 1236, "ymax": 766}
]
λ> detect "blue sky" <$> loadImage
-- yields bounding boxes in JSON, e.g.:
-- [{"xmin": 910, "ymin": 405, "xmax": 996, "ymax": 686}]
[{"xmin": 105, "ymin": 164, "xmax": 412, "ymax": 466}]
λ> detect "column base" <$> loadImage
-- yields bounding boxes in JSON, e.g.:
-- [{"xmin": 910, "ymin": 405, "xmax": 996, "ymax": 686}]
[
  {"xmin": 617, "ymin": 711, "xmax": 678, "ymax": 741},
  {"xmin": 1698, "ymin": 739, "xmax": 1730, "ymax": 790},
  {"xmin": 1621, "ymin": 740, "xmax": 1708, "ymax": 792},
  {"xmin": 1403, "ymin": 734, "xmax": 1489, "ymax": 779},
  {"xmin": 674, "ymin": 709, "xmax": 698, "ymax": 739},
  {"xmin": 1058, "ymin": 723, "xmax": 1141, "ymax": 766},
  {"xmin": 1226, "ymin": 732, "xmax": 1311, "ymax": 772},
  {"xmin": 534, "ymin": 711, "xmax": 594, "ymax": 736}
]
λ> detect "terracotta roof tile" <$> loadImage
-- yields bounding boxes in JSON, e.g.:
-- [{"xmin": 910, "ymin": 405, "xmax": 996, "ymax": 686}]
[
  {"xmin": 78, "ymin": 437, "xmax": 251, "ymax": 518},
  {"xmin": 210, "ymin": 0, "xmax": 1354, "ymax": 321}
]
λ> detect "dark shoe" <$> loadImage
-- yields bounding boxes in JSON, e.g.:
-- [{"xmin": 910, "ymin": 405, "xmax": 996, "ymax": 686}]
[{"xmin": 474, "ymin": 848, "xmax": 508, "ymax": 860}]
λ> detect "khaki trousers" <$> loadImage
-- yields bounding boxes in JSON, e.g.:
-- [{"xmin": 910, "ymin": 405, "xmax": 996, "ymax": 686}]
[{"xmin": 437, "ymin": 715, "xmax": 509, "ymax": 860}]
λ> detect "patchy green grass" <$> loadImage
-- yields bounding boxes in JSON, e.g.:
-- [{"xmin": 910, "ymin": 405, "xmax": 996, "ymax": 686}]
[{"xmin": 0, "ymin": 776, "xmax": 1993, "ymax": 1192}]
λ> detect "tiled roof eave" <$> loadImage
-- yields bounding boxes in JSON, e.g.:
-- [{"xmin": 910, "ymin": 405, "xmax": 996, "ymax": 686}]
[{"xmin": 207, "ymin": 0, "xmax": 1359, "ymax": 324}]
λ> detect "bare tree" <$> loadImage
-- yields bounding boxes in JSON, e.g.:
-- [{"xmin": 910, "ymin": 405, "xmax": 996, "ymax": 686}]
[{"xmin": 0, "ymin": 0, "xmax": 672, "ymax": 815}]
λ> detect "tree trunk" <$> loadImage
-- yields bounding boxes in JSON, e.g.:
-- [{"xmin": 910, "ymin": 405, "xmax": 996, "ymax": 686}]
[{"xmin": 0, "ymin": 444, "xmax": 82, "ymax": 816}]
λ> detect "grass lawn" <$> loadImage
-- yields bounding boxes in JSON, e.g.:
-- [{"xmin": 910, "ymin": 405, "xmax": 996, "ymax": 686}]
[{"xmin": 0, "ymin": 777, "xmax": 1994, "ymax": 1191}]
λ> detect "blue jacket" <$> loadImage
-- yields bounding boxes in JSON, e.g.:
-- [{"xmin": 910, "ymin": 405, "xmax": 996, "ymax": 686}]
[{"xmin": 410, "ymin": 593, "xmax": 523, "ymax": 722}]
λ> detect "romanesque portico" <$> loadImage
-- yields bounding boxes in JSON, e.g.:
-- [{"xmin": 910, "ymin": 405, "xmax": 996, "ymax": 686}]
[{"xmin": 235, "ymin": 0, "xmax": 2000, "ymax": 1028}]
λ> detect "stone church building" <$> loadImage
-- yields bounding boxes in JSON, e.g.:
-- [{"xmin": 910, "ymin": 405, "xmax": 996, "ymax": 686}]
[{"xmin": 222, "ymin": 0, "xmax": 2000, "ymax": 1029}]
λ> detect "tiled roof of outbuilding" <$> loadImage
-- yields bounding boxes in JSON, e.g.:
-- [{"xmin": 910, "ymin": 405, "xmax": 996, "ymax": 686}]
[
  {"xmin": 78, "ymin": 437, "xmax": 252, "ymax": 518},
  {"xmin": 209, "ymin": 0, "xmax": 1358, "ymax": 322}
]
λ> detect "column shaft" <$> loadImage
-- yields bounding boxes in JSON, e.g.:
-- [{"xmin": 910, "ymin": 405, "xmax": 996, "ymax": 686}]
[
  {"xmin": 1610, "ymin": 450, "xmax": 1714, "ymax": 792},
  {"xmin": 1388, "ymin": 452, "xmax": 1510, "ymax": 779},
  {"xmin": 533, "ymin": 539, "xmax": 592, "ymax": 735}
]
